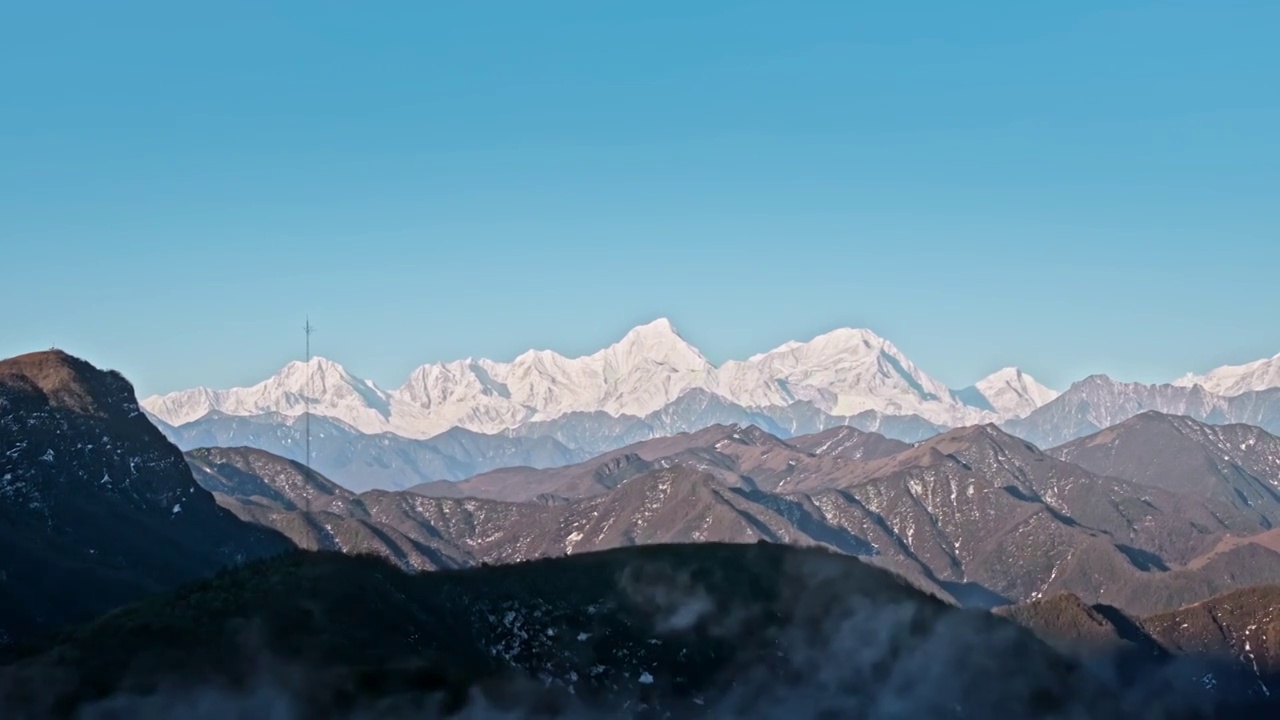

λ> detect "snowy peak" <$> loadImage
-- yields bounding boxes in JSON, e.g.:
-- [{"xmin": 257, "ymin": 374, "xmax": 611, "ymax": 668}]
[
  {"xmin": 747, "ymin": 327, "xmax": 887, "ymax": 363},
  {"xmin": 139, "ymin": 387, "xmax": 221, "ymax": 427},
  {"xmin": 620, "ymin": 317, "xmax": 682, "ymax": 342},
  {"xmin": 143, "ymin": 320, "xmax": 1082, "ymax": 440},
  {"xmin": 725, "ymin": 326, "xmax": 986, "ymax": 425},
  {"xmin": 601, "ymin": 318, "xmax": 710, "ymax": 371},
  {"xmin": 503, "ymin": 319, "xmax": 702, "ymax": 368},
  {"xmin": 963, "ymin": 367, "xmax": 1059, "ymax": 419},
  {"xmin": 141, "ymin": 356, "xmax": 392, "ymax": 433},
  {"xmin": 272, "ymin": 357, "xmax": 384, "ymax": 399},
  {"xmin": 387, "ymin": 360, "xmax": 531, "ymax": 438},
  {"xmin": 397, "ymin": 359, "xmax": 510, "ymax": 406},
  {"xmin": 572, "ymin": 318, "xmax": 714, "ymax": 416},
  {"xmin": 1174, "ymin": 352, "xmax": 1280, "ymax": 397},
  {"xmin": 386, "ymin": 319, "xmax": 714, "ymax": 433}
]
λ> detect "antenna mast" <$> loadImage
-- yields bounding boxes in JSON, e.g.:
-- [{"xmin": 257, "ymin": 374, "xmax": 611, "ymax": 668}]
[{"xmin": 303, "ymin": 317, "xmax": 316, "ymax": 471}]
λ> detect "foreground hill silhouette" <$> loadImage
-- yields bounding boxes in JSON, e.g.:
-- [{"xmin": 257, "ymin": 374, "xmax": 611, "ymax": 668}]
[
  {"xmin": 0, "ymin": 351, "xmax": 291, "ymax": 647},
  {"xmin": 3, "ymin": 542, "xmax": 1270, "ymax": 719}
]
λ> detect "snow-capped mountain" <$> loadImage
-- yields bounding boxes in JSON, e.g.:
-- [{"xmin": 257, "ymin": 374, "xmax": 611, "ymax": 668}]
[
  {"xmin": 383, "ymin": 319, "xmax": 717, "ymax": 438},
  {"xmin": 140, "ymin": 318, "xmax": 1059, "ymax": 440},
  {"xmin": 958, "ymin": 367, "xmax": 1060, "ymax": 419},
  {"xmin": 714, "ymin": 328, "xmax": 990, "ymax": 424},
  {"xmin": 144, "ymin": 357, "xmax": 394, "ymax": 434},
  {"xmin": 1174, "ymin": 351, "xmax": 1280, "ymax": 397},
  {"xmin": 476, "ymin": 318, "xmax": 715, "ymax": 419},
  {"xmin": 389, "ymin": 359, "xmax": 533, "ymax": 438}
]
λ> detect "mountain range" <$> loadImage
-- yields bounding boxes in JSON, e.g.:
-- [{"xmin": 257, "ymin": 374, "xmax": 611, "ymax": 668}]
[
  {"xmin": 140, "ymin": 319, "xmax": 1280, "ymax": 492},
  {"xmin": 6, "ymin": 349, "xmax": 1280, "ymax": 716},
  {"xmin": 11, "ymin": 349, "xmax": 1280, "ymax": 621},
  {"xmin": 143, "ymin": 320, "xmax": 1028, "ymax": 436},
  {"xmin": 188, "ymin": 410, "xmax": 1280, "ymax": 617}
]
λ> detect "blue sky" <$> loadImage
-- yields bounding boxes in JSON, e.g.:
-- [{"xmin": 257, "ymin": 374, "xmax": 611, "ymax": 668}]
[{"xmin": 1, "ymin": 1, "xmax": 1277, "ymax": 397}]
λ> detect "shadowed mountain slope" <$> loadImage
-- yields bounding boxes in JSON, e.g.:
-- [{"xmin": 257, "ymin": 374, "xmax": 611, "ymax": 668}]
[{"xmin": 0, "ymin": 352, "xmax": 290, "ymax": 647}]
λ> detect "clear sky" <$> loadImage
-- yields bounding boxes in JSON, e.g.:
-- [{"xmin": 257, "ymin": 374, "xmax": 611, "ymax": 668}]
[{"xmin": 2, "ymin": 1, "xmax": 1277, "ymax": 397}]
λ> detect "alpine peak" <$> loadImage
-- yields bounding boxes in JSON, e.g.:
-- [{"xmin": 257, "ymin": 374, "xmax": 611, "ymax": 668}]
[
  {"xmin": 139, "ymin": 322, "xmax": 1078, "ymax": 440},
  {"xmin": 969, "ymin": 367, "xmax": 1059, "ymax": 420},
  {"xmin": 1173, "ymin": 352, "xmax": 1280, "ymax": 397}
]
